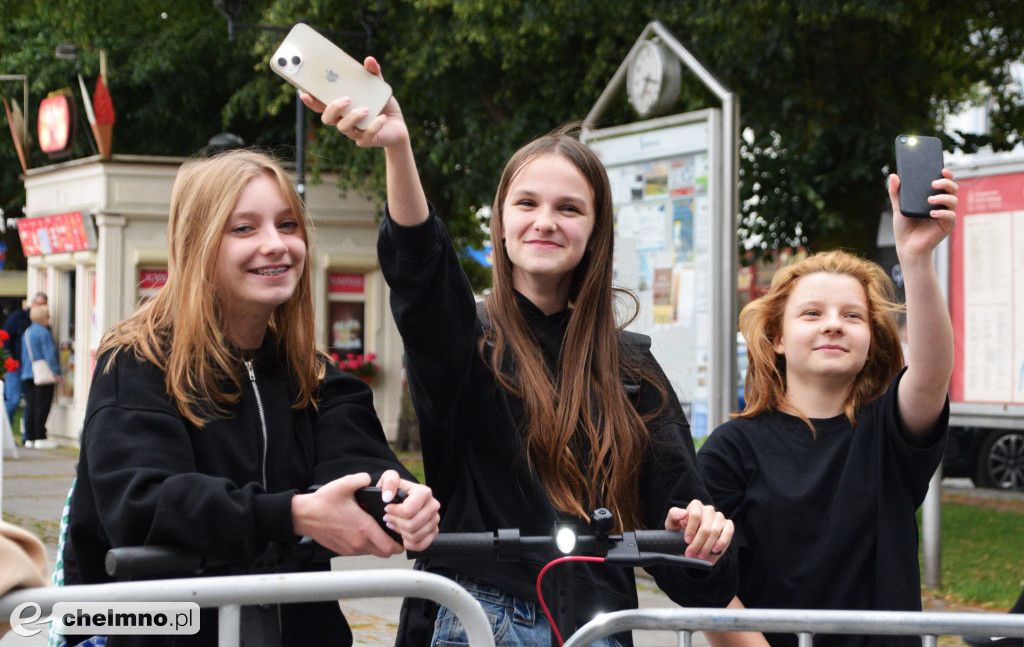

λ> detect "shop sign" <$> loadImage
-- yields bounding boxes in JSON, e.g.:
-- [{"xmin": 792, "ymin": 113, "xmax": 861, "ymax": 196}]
[
  {"xmin": 138, "ymin": 269, "xmax": 168, "ymax": 289},
  {"xmin": 16, "ymin": 210, "xmax": 98, "ymax": 256},
  {"xmin": 328, "ymin": 272, "xmax": 364, "ymax": 294},
  {"xmin": 38, "ymin": 92, "xmax": 76, "ymax": 157}
]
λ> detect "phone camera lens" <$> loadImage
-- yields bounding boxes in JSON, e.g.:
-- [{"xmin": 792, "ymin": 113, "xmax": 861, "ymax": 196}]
[
  {"xmin": 277, "ymin": 57, "xmax": 287, "ymax": 67},
  {"xmin": 899, "ymin": 136, "xmax": 907, "ymax": 143},
  {"xmin": 291, "ymin": 55, "xmax": 301, "ymax": 65}
]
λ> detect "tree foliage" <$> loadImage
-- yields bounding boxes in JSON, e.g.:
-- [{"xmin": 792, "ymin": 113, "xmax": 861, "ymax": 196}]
[{"xmin": 3, "ymin": 0, "xmax": 1023, "ymax": 274}]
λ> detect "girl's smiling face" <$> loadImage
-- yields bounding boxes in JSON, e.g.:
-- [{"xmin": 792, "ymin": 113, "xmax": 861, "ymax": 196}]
[
  {"xmin": 501, "ymin": 153, "xmax": 595, "ymax": 301},
  {"xmin": 774, "ymin": 272, "xmax": 872, "ymax": 389},
  {"xmin": 214, "ymin": 173, "xmax": 306, "ymax": 336}
]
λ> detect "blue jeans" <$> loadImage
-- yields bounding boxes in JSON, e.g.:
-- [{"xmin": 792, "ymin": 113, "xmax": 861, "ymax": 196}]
[
  {"xmin": 431, "ymin": 573, "xmax": 626, "ymax": 647},
  {"xmin": 5, "ymin": 372, "xmax": 22, "ymax": 424}
]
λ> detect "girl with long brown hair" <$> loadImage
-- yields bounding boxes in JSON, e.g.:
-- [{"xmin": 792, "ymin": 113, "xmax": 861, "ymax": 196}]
[
  {"xmin": 697, "ymin": 171, "xmax": 958, "ymax": 647},
  {"xmin": 65, "ymin": 149, "xmax": 439, "ymax": 647},
  {"xmin": 303, "ymin": 59, "xmax": 736, "ymax": 646}
]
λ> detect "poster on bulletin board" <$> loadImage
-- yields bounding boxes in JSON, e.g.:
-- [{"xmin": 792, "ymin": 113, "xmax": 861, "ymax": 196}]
[{"xmin": 583, "ymin": 110, "xmax": 728, "ymax": 437}]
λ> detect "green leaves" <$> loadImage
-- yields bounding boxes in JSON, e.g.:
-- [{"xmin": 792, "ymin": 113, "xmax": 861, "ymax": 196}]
[{"xmin": 3, "ymin": 0, "xmax": 1023, "ymax": 270}]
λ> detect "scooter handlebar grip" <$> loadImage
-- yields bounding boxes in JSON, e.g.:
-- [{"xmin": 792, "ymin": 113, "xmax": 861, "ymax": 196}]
[
  {"xmin": 632, "ymin": 530, "xmax": 691, "ymax": 554},
  {"xmin": 407, "ymin": 532, "xmax": 497, "ymax": 559},
  {"xmin": 105, "ymin": 545, "xmax": 205, "ymax": 578}
]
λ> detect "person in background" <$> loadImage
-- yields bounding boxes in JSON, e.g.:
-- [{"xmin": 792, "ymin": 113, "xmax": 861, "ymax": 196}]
[
  {"xmin": 697, "ymin": 170, "xmax": 957, "ymax": 647},
  {"xmin": 3, "ymin": 292, "xmax": 47, "ymax": 425},
  {"xmin": 64, "ymin": 149, "xmax": 440, "ymax": 647},
  {"xmin": 20, "ymin": 303, "xmax": 59, "ymax": 449},
  {"xmin": 303, "ymin": 58, "xmax": 737, "ymax": 647}
]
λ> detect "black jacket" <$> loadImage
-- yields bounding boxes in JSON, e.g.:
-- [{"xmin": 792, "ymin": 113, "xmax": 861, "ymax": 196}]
[
  {"xmin": 65, "ymin": 341, "xmax": 414, "ymax": 647},
  {"xmin": 379, "ymin": 208, "xmax": 737, "ymax": 642}
]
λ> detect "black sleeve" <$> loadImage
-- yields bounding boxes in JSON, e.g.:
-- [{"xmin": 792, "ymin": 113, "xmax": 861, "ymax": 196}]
[
  {"xmin": 695, "ymin": 422, "xmax": 751, "ymax": 549},
  {"xmin": 377, "ymin": 206, "xmax": 478, "ymax": 431},
  {"xmin": 886, "ymin": 368, "xmax": 949, "ymax": 506},
  {"xmin": 637, "ymin": 354, "xmax": 738, "ymax": 607},
  {"xmin": 311, "ymin": 361, "xmax": 415, "ymax": 485},
  {"xmin": 81, "ymin": 353, "xmax": 293, "ymax": 561}
]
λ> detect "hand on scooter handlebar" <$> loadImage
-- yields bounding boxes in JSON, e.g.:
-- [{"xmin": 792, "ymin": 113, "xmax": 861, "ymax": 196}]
[
  {"xmin": 664, "ymin": 499, "xmax": 734, "ymax": 564},
  {"xmin": 408, "ymin": 507, "xmax": 714, "ymax": 571}
]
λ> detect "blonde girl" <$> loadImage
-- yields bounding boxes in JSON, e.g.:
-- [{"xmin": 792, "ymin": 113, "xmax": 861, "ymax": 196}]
[{"xmin": 65, "ymin": 149, "xmax": 439, "ymax": 647}]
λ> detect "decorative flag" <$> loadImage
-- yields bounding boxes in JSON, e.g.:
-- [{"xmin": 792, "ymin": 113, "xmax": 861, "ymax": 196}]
[
  {"xmin": 93, "ymin": 74, "xmax": 114, "ymax": 125},
  {"xmin": 90, "ymin": 74, "xmax": 114, "ymax": 158},
  {"xmin": 3, "ymin": 97, "xmax": 29, "ymax": 172}
]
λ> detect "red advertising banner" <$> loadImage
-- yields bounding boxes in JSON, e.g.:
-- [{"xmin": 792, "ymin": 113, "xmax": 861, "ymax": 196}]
[
  {"xmin": 949, "ymin": 171, "xmax": 1024, "ymax": 405},
  {"xmin": 328, "ymin": 272, "xmax": 365, "ymax": 294},
  {"xmin": 16, "ymin": 211, "xmax": 97, "ymax": 256},
  {"xmin": 138, "ymin": 269, "xmax": 168, "ymax": 289}
]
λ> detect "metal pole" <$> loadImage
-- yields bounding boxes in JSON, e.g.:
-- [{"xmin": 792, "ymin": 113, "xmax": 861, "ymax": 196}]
[
  {"xmin": 296, "ymin": 90, "xmax": 306, "ymax": 200},
  {"xmin": 218, "ymin": 604, "xmax": 241, "ymax": 647},
  {"xmin": 922, "ymin": 465, "xmax": 942, "ymax": 588}
]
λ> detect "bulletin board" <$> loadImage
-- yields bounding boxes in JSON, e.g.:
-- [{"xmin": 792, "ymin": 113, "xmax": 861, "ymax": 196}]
[{"xmin": 584, "ymin": 110, "xmax": 729, "ymax": 436}]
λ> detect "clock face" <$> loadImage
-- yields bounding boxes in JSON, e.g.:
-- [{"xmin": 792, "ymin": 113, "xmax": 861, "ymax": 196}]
[{"xmin": 627, "ymin": 41, "xmax": 664, "ymax": 117}]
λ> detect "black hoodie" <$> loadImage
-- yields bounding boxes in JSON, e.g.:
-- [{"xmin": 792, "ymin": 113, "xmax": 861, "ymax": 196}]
[{"xmin": 65, "ymin": 342, "xmax": 413, "ymax": 647}]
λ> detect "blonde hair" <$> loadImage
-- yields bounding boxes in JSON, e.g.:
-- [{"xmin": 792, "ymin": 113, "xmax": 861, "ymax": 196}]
[
  {"xmin": 483, "ymin": 124, "xmax": 666, "ymax": 531},
  {"xmin": 738, "ymin": 249, "xmax": 904, "ymax": 431},
  {"xmin": 29, "ymin": 304, "xmax": 50, "ymax": 323},
  {"xmin": 100, "ymin": 149, "xmax": 323, "ymax": 426}
]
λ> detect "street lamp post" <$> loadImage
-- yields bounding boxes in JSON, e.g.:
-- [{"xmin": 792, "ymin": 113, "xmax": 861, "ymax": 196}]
[{"xmin": 55, "ymin": 43, "xmax": 107, "ymax": 80}]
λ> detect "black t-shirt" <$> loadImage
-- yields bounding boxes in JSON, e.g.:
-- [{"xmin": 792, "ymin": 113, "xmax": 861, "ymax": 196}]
[{"xmin": 697, "ymin": 370, "xmax": 948, "ymax": 647}]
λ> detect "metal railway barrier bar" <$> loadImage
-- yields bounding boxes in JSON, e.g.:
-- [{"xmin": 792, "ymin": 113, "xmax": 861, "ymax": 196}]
[
  {"xmin": 0, "ymin": 569, "xmax": 495, "ymax": 647},
  {"xmin": 565, "ymin": 607, "xmax": 1024, "ymax": 647}
]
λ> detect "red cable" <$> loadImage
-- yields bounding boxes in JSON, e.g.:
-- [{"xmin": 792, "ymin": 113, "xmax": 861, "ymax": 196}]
[{"xmin": 536, "ymin": 556, "xmax": 606, "ymax": 646}]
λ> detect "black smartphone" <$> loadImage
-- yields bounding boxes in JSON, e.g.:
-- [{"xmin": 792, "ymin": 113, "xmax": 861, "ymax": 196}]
[
  {"xmin": 354, "ymin": 486, "xmax": 407, "ymax": 543},
  {"xmin": 894, "ymin": 135, "xmax": 944, "ymax": 218}
]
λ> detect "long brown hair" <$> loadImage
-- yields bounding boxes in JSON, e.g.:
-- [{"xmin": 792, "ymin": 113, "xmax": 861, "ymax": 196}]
[
  {"xmin": 737, "ymin": 249, "xmax": 904, "ymax": 431},
  {"xmin": 100, "ymin": 149, "xmax": 323, "ymax": 426},
  {"xmin": 483, "ymin": 125, "xmax": 666, "ymax": 531}
]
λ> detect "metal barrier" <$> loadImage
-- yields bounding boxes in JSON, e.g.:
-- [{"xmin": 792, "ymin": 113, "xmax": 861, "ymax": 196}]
[
  {"xmin": 0, "ymin": 569, "xmax": 495, "ymax": 647},
  {"xmin": 564, "ymin": 607, "xmax": 1024, "ymax": 647}
]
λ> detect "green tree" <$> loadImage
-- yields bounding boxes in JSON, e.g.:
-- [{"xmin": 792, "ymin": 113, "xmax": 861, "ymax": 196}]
[
  {"xmin": 4, "ymin": 0, "xmax": 1023, "ymax": 272},
  {"xmin": 680, "ymin": 1, "xmax": 1024, "ymax": 257},
  {"xmin": 0, "ymin": 0, "xmax": 295, "ymax": 268}
]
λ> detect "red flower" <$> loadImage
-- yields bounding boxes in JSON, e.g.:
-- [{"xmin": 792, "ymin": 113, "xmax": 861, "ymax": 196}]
[
  {"xmin": 330, "ymin": 352, "xmax": 379, "ymax": 379},
  {"xmin": 4, "ymin": 357, "xmax": 19, "ymax": 372},
  {"xmin": 0, "ymin": 330, "xmax": 9, "ymax": 342}
]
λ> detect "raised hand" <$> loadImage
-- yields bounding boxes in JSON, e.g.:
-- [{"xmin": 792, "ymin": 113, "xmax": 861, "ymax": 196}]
[{"xmin": 299, "ymin": 56, "xmax": 409, "ymax": 150}]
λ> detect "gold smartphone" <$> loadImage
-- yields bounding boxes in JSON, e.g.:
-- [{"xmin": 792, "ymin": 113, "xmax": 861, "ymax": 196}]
[{"xmin": 270, "ymin": 23, "xmax": 392, "ymax": 130}]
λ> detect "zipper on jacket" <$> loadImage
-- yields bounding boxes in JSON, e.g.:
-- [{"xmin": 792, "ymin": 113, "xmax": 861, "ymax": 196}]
[{"xmin": 244, "ymin": 360, "xmax": 269, "ymax": 492}]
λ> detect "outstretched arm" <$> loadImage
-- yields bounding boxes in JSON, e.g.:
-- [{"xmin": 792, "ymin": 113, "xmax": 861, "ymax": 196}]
[
  {"xmin": 299, "ymin": 57, "xmax": 428, "ymax": 226},
  {"xmin": 887, "ymin": 170, "xmax": 957, "ymax": 439}
]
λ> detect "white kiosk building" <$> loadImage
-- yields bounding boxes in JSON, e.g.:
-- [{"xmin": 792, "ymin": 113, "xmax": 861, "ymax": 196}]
[{"xmin": 19, "ymin": 154, "xmax": 403, "ymax": 445}]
